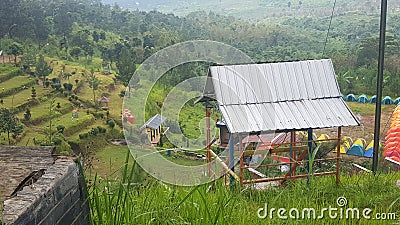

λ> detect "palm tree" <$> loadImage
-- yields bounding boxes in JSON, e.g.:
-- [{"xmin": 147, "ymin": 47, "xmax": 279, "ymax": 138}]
[{"xmin": 336, "ymin": 71, "xmax": 353, "ymax": 93}]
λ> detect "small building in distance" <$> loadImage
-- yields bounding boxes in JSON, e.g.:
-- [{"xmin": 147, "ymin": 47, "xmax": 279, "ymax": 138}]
[{"xmin": 141, "ymin": 114, "xmax": 166, "ymax": 146}]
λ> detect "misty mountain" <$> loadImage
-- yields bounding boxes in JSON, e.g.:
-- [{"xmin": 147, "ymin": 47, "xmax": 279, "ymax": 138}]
[{"xmin": 101, "ymin": 0, "xmax": 388, "ymax": 19}]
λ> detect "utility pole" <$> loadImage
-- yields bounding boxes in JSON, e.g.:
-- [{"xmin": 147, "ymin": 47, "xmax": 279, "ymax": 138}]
[{"xmin": 372, "ymin": 0, "xmax": 388, "ymax": 173}]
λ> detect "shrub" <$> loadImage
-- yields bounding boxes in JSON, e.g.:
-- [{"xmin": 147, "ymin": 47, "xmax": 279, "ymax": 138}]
[
  {"xmin": 89, "ymin": 127, "xmax": 99, "ymax": 136},
  {"xmin": 107, "ymin": 119, "xmax": 115, "ymax": 129},
  {"xmin": 79, "ymin": 133, "xmax": 89, "ymax": 139},
  {"xmin": 56, "ymin": 125, "xmax": 65, "ymax": 133},
  {"xmin": 92, "ymin": 112, "xmax": 104, "ymax": 119},
  {"xmin": 97, "ymin": 126, "xmax": 107, "ymax": 134}
]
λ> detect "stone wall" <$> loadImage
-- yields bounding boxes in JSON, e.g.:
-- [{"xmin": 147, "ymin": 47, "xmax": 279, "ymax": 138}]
[{"xmin": 2, "ymin": 158, "xmax": 90, "ymax": 225}]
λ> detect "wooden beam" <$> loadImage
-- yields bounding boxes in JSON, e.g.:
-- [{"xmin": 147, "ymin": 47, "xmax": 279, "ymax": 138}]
[
  {"xmin": 209, "ymin": 149, "xmax": 240, "ymax": 182},
  {"xmin": 243, "ymin": 172, "xmax": 337, "ymax": 184}
]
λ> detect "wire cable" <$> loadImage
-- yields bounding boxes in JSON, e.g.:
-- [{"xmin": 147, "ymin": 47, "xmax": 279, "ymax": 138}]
[{"xmin": 322, "ymin": 0, "xmax": 337, "ymax": 57}]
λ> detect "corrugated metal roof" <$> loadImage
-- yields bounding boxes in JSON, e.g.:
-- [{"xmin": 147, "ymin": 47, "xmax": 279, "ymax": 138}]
[
  {"xmin": 140, "ymin": 114, "xmax": 166, "ymax": 130},
  {"xmin": 203, "ymin": 59, "xmax": 359, "ymax": 133}
]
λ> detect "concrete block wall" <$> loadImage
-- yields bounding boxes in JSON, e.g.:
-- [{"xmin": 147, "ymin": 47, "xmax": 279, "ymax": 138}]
[{"xmin": 2, "ymin": 159, "xmax": 90, "ymax": 225}]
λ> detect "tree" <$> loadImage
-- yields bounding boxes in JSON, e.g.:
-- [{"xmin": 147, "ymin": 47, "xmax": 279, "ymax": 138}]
[
  {"xmin": 0, "ymin": 108, "xmax": 23, "ymax": 144},
  {"xmin": 9, "ymin": 42, "xmax": 23, "ymax": 65},
  {"xmin": 35, "ymin": 55, "xmax": 53, "ymax": 82},
  {"xmin": 21, "ymin": 45, "xmax": 36, "ymax": 73},
  {"xmin": 336, "ymin": 71, "xmax": 353, "ymax": 93},
  {"xmin": 70, "ymin": 47, "xmax": 82, "ymax": 60},
  {"xmin": 87, "ymin": 68, "xmax": 100, "ymax": 106},
  {"xmin": 116, "ymin": 47, "xmax": 137, "ymax": 91}
]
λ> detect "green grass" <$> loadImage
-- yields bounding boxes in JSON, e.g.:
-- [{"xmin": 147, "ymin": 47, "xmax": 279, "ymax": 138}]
[
  {"xmin": 0, "ymin": 76, "xmax": 36, "ymax": 97},
  {"xmin": 87, "ymin": 148, "xmax": 400, "ymax": 225},
  {"xmin": 17, "ymin": 97, "xmax": 72, "ymax": 124},
  {"xmin": 51, "ymin": 113, "xmax": 95, "ymax": 137},
  {"xmin": 90, "ymin": 145, "xmax": 134, "ymax": 178},
  {"xmin": 0, "ymin": 64, "xmax": 19, "ymax": 74},
  {"xmin": 347, "ymin": 102, "xmax": 396, "ymax": 116},
  {"xmin": 2, "ymin": 85, "xmax": 51, "ymax": 109}
]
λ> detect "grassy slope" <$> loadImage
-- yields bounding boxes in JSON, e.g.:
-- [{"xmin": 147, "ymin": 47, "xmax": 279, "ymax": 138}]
[{"xmin": 89, "ymin": 145, "xmax": 400, "ymax": 224}]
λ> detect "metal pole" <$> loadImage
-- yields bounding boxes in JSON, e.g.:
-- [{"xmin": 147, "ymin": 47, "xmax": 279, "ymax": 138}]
[{"xmin": 372, "ymin": 0, "xmax": 388, "ymax": 174}]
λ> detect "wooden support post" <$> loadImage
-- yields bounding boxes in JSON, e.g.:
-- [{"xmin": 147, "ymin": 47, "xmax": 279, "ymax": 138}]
[
  {"xmin": 290, "ymin": 131, "xmax": 296, "ymax": 177},
  {"xmin": 229, "ymin": 133, "xmax": 235, "ymax": 185},
  {"xmin": 336, "ymin": 127, "xmax": 341, "ymax": 184},
  {"xmin": 239, "ymin": 135, "xmax": 244, "ymax": 187}
]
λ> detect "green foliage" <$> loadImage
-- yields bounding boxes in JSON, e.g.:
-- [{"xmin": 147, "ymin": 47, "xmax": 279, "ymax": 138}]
[
  {"xmin": 107, "ymin": 119, "xmax": 115, "ymax": 129},
  {"xmin": 116, "ymin": 47, "xmax": 137, "ymax": 87},
  {"xmin": 87, "ymin": 147, "xmax": 400, "ymax": 225},
  {"xmin": 87, "ymin": 68, "xmax": 100, "ymax": 105},
  {"xmin": 56, "ymin": 125, "xmax": 65, "ymax": 134},
  {"xmin": 35, "ymin": 55, "xmax": 53, "ymax": 80},
  {"xmin": 21, "ymin": 45, "xmax": 37, "ymax": 72},
  {"xmin": 0, "ymin": 108, "xmax": 24, "ymax": 144}
]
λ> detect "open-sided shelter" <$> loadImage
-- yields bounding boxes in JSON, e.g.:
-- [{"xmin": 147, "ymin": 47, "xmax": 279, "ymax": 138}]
[
  {"xmin": 140, "ymin": 114, "xmax": 166, "ymax": 146},
  {"xmin": 197, "ymin": 59, "xmax": 359, "ymax": 186}
]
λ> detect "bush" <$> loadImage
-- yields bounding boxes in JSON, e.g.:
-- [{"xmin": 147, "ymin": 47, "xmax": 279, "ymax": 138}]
[
  {"xmin": 89, "ymin": 127, "xmax": 99, "ymax": 136},
  {"xmin": 79, "ymin": 133, "xmax": 89, "ymax": 139},
  {"xmin": 55, "ymin": 140, "xmax": 72, "ymax": 154},
  {"xmin": 107, "ymin": 119, "xmax": 115, "ymax": 129},
  {"xmin": 56, "ymin": 125, "xmax": 65, "ymax": 133},
  {"xmin": 97, "ymin": 126, "xmax": 107, "ymax": 134},
  {"xmin": 92, "ymin": 112, "xmax": 104, "ymax": 119}
]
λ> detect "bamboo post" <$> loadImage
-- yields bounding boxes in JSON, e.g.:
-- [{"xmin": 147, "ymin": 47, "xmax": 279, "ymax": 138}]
[
  {"xmin": 209, "ymin": 149, "xmax": 240, "ymax": 182},
  {"xmin": 239, "ymin": 135, "xmax": 244, "ymax": 187}
]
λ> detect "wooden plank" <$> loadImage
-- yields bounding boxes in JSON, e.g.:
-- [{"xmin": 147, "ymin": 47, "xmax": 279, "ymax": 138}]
[{"xmin": 243, "ymin": 171, "xmax": 337, "ymax": 184}]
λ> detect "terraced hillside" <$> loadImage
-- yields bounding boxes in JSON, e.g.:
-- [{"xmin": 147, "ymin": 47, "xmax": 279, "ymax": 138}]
[{"xmin": 0, "ymin": 61, "xmax": 125, "ymax": 154}]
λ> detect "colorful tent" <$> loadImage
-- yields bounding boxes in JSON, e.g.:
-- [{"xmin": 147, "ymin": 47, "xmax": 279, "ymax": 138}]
[
  {"xmin": 339, "ymin": 142, "xmax": 350, "ymax": 154},
  {"xmin": 317, "ymin": 134, "xmax": 330, "ymax": 143},
  {"xmin": 353, "ymin": 138, "xmax": 366, "ymax": 148},
  {"xmin": 384, "ymin": 106, "xmax": 400, "ymax": 163},
  {"xmin": 394, "ymin": 97, "xmax": 400, "ymax": 105},
  {"xmin": 363, "ymin": 141, "xmax": 375, "ymax": 158},
  {"xmin": 343, "ymin": 136, "xmax": 354, "ymax": 146},
  {"xmin": 370, "ymin": 95, "xmax": 377, "ymax": 103},
  {"xmin": 357, "ymin": 94, "xmax": 369, "ymax": 103},
  {"xmin": 382, "ymin": 96, "xmax": 394, "ymax": 105},
  {"xmin": 345, "ymin": 94, "xmax": 357, "ymax": 102},
  {"xmin": 347, "ymin": 144, "xmax": 364, "ymax": 157},
  {"xmin": 333, "ymin": 136, "xmax": 353, "ymax": 154}
]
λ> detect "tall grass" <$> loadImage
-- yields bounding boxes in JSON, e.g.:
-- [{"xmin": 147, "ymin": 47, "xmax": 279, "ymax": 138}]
[{"xmin": 87, "ymin": 149, "xmax": 400, "ymax": 225}]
